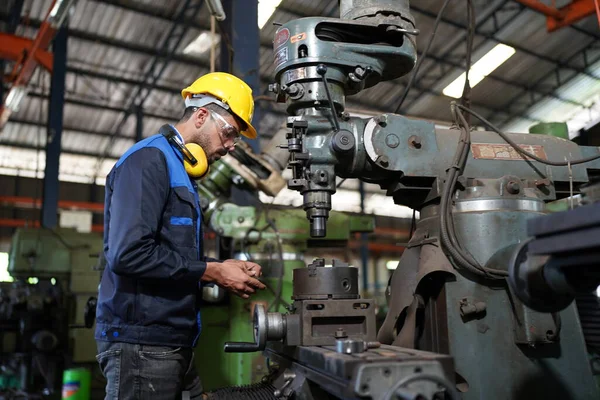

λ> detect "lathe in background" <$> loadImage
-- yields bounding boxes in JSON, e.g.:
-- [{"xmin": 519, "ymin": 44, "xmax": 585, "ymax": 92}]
[{"xmin": 1, "ymin": 228, "xmax": 103, "ymax": 399}]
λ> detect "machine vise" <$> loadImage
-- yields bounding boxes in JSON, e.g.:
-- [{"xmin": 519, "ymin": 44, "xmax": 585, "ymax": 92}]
[{"xmin": 220, "ymin": 259, "xmax": 457, "ymax": 400}]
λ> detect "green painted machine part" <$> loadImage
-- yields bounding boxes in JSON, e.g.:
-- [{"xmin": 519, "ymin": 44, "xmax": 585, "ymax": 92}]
[
  {"xmin": 3, "ymin": 228, "xmax": 103, "ymax": 397},
  {"xmin": 529, "ymin": 121, "xmax": 569, "ymax": 140},
  {"xmin": 8, "ymin": 227, "xmax": 104, "ymax": 363}
]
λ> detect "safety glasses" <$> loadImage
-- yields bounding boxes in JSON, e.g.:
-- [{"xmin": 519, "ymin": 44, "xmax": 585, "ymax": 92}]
[{"xmin": 208, "ymin": 109, "xmax": 241, "ymax": 146}]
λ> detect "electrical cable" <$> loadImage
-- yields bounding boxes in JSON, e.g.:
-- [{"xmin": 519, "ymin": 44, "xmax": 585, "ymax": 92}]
[
  {"xmin": 460, "ymin": 0, "xmax": 475, "ymax": 123},
  {"xmin": 408, "ymin": 208, "xmax": 417, "ymax": 239},
  {"xmin": 382, "ymin": 373, "xmax": 460, "ymax": 400},
  {"xmin": 441, "ymin": 105, "xmax": 508, "ymax": 278},
  {"xmin": 456, "ymin": 104, "xmax": 600, "ymax": 166},
  {"xmin": 394, "ymin": 0, "xmax": 454, "ymax": 113},
  {"xmin": 434, "ymin": 4, "xmax": 508, "ymax": 280}
]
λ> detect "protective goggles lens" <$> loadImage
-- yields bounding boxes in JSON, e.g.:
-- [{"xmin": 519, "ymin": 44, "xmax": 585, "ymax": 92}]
[{"xmin": 208, "ymin": 109, "xmax": 241, "ymax": 146}]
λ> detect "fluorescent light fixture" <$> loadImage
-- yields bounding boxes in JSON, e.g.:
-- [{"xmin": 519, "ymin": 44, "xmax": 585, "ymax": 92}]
[
  {"xmin": 183, "ymin": 31, "xmax": 221, "ymax": 56},
  {"xmin": 48, "ymin": 0, "xmax": 78, "ymax": 28},
  {"xmin": 443, "ymin": 43, "xmax": 516, "ymax": 98},
  {"xmin": 386, "ymin": 260, "xmax": 400, "ymax": 270},
  {"xmin": 258, "ymin": 0, "xmax": 283, "ymax": 29},
  {"xmin": 5, "ymin": 86, "xmax": 28, "ymax": 112},
  {"xmin": 0, "ymin": 253, "xmax": 13, "ymax": 283}
]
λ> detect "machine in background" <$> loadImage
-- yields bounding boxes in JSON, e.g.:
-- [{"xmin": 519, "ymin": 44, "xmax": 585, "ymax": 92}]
[
  {"xmin": 193, "ymin": 136, "xmax": 375, "ymax": 391},
  {"xmin": 265, "ymin": 0, "xmax": 600, "ymax": 398},
  {"xmin": 2, "ymin": 228, "xmax": 103, "ymax": 399}
]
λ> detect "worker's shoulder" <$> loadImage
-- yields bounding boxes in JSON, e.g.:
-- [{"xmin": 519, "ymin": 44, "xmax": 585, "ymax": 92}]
[{"xmin": 115, "ymin": 134, "xmax": 168, "ymax": 168}]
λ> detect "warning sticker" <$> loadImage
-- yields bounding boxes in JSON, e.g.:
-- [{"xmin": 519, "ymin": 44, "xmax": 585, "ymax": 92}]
[
  {"xmin": 471, "ymin": 143, "xmax": 547, "ymax": 161},
  {"xmin": 273, "ymin": 28, "xmax": 290, "ymax": 49},
  {"xmin": 290, "ymin": 32, "xmax": 307, "ymax": 43},
  {"xmin": 286, "ymin": 67, "xmax": 306, "ymax": 82},
  {"xmin": 274, "ymin": 47, "xmax": 288, "ymax": 67}
]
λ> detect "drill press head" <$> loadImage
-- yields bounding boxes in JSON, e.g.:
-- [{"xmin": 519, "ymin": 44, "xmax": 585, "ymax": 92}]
[{"xmin": 270, "ymin": 1, "xmax": 418, "ymax": 237}]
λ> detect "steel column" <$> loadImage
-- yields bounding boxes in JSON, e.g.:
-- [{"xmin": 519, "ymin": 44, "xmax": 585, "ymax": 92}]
[
  {"xmin": 0, "ymin": 0, "xmax": 25, "ymax": 128},
  {"xmin": 135, "ymin": 105, "xmax": 143, "ymax": 142},
  {"xmin": 359, "ymin": 181, "xmax": 369, "ymax": 292},
  {"xmin": 41, "ymin": 25, "xmax": 67, "ymax": 228},
  {"xmin": 219, "ymin": 0, "xmax": 262, "ymax": 154}
]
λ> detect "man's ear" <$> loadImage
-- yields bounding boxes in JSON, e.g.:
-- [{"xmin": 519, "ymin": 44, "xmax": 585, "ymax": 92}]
[{"xmin": 194, "ymin": 107, "xmax": 210, "ymax": 128}]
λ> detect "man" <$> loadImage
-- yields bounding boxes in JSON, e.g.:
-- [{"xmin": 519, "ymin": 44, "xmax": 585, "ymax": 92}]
[{"xmin": 95, "ymin": 72, "xmax": 266, "ymax": 399}]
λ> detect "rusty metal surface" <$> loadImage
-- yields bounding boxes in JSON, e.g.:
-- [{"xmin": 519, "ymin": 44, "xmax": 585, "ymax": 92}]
[
  {"xmin": 377, "ymin": 207, "xmax": 455, "ymax": 346},
  {"xmin": 471, "ymin": 143, "xmax": 548, "ymax": 161}
]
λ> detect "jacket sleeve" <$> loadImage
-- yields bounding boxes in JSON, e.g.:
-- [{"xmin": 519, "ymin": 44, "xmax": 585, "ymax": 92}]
[{"xmin": 105, "ymin": 147, "xmax": 207, "ymax": 280}]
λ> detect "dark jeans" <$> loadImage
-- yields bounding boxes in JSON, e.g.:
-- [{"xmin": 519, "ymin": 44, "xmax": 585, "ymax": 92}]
[{"xmin": 96, "ymin": 341, "xmax": 203, "ymax": 400}]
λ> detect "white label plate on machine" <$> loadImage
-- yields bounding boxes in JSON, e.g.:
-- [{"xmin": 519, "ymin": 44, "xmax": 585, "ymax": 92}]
[{"xmin": 471, "ymin": 143, "xmax": 548, "ymax": 161}]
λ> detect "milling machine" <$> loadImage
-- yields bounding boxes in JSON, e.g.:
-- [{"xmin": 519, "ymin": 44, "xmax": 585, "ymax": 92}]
[
  {"xmin": 219, "ymin": 0, "xmax": 600, "ymax": 399},
  {"xmin": 193, "ymin": 133, "xmax": 375, "ymax": 390}
]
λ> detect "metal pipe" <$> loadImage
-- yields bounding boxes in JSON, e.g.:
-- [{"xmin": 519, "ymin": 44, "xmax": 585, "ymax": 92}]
[
  {"xmin": 0, "ymin": 218, "xmax": 104, "ymax": 232},
  {"xmin": 0, "ymin": 196, "xmax": 104, "ymax": 213}
]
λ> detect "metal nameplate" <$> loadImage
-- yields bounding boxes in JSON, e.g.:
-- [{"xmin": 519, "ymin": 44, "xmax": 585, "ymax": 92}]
[
  {"xmin": 286, "ymin": 67, "xmax": 306, "ymax": 82},
  {"xmin": 471, "ymin": 143, "xmax": 547, "ymax": 161}
]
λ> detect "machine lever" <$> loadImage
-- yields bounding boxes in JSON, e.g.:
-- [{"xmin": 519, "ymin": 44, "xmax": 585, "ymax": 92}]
[
  {"xmin": 223, "ymin": 341, "xmax": 261, "ymax": 353},
  {"xmin": 316, "ymin": 64, "xmax": 340, "ymax": 132},
  {"xmin": 223, "ymin": 304, "xmax": 268, "ymax": 352}
]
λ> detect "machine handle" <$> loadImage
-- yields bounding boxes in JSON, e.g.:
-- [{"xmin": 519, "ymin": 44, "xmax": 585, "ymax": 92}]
[
  {"xmin": 222, "ymin": 304, "xmax": 268, "ymax": 353},
  {"xmin": 223, "ymin": 341, "xmax": 261, "ymax": 353}
]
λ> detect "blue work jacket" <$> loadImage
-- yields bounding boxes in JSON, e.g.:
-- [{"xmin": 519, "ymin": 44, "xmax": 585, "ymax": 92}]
[{"xmin": 95, "ymin": 128, "xmax": 212, "ymax": 348}]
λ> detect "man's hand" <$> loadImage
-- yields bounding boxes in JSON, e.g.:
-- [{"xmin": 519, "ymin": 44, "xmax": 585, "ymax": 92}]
[{"xmin": 202, "ymin": 260, "xmax": 266, "ymax": 299}]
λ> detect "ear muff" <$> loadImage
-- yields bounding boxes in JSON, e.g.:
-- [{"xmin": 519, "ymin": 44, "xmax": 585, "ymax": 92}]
[
  {"xmin": 183, "ymin": 143, "xmax": 209, "ymax": 179},
  {"xmin": 159, "ymin": 124, "xmax": 209, "ymax": 180}
]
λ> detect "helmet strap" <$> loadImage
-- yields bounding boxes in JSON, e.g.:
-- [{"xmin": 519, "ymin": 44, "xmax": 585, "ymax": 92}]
[{"xmin": 184, "ymin": 94, "xmax": 230, "ymax": 112}]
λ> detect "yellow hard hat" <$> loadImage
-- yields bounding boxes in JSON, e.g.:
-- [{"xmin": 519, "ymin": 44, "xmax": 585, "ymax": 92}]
[{"xmin": 181, "ymin": 72, "xmax": 257, "ymax": 139}]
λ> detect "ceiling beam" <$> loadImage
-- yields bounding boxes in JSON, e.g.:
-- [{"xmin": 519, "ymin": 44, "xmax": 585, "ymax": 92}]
[
  {"xmin": 24, "ymin": 89, "xmax": 178, "ymax": 121},
  {"xmin": 275, "ymin": 1, "xmax": 600, "ymax": 81},
  {"xmin": 0, "ymin": 139, "xmax": 112, "ymax": 158},
  {"xmin": 498, "ymin": 37, "xmax": 600, "ymax": 127},
  {"xmin": 406, "ymin": 3, "xmax": 600, "ymax": 81},
  {"xmin": 89, "ymin": 0, "xmax": 566, "ymax": 105},
  {"xmin": 0, "ymin": 9, "xmax": 536, "ymax": 125},
  {"xmin": 91, "ymin": 0, "xmax": 206, "ymax": 176},
  {"xmin": 7, "ymin": 118, "xmax": 129, "ymax": 139}
]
